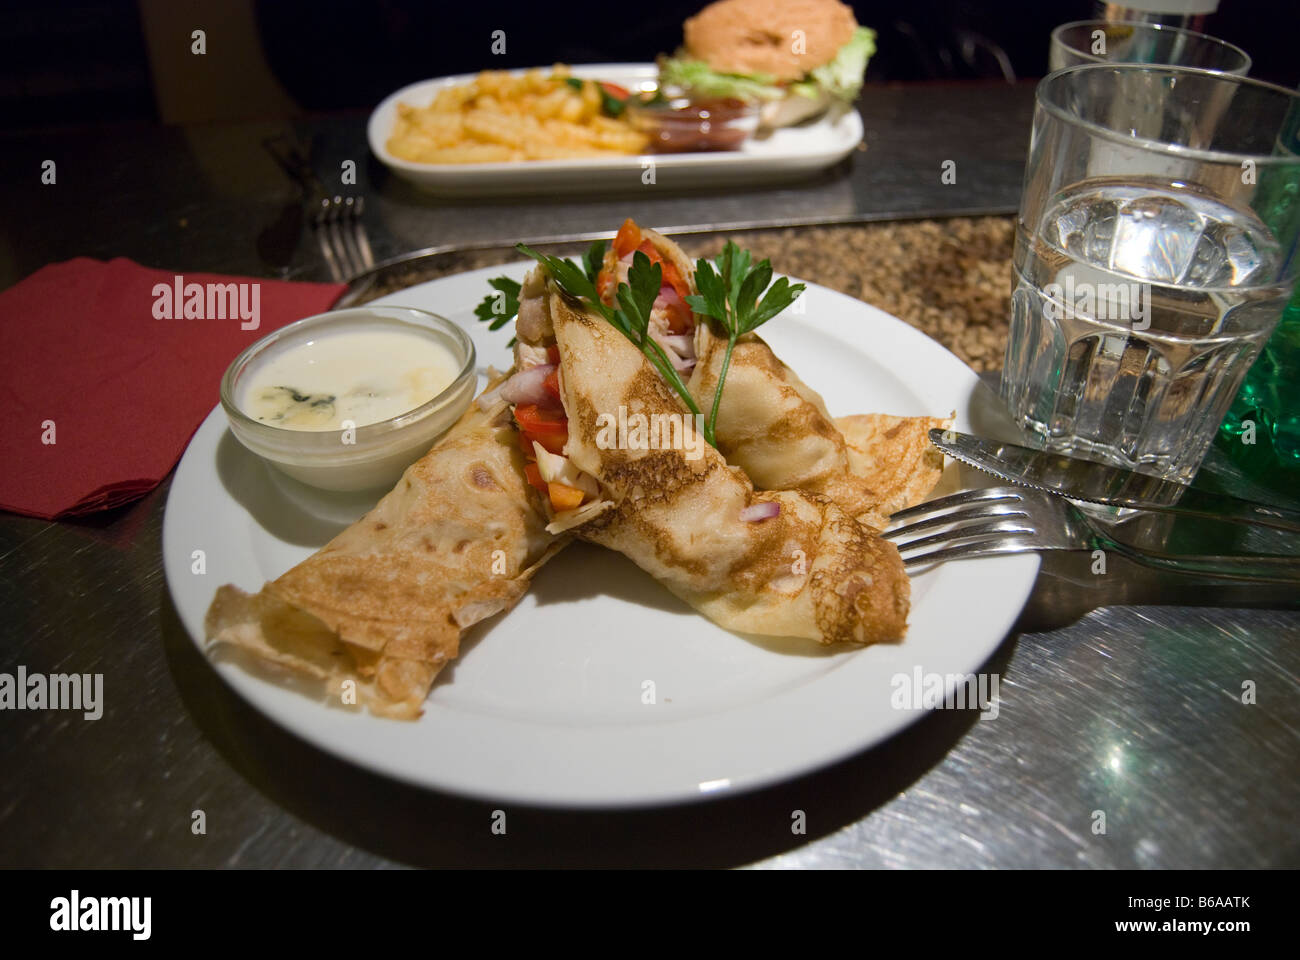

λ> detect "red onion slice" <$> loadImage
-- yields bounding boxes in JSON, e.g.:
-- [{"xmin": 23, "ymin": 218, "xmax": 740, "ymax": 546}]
[
  {"xmin": 654, "ymin": 284, "xmax": 687, "ymax": 312},
  {"xmin": 739, "ymin": 502, "xmax": 780, "ymax": 522},
  {"xmin": 500, "ymin": 363, "xmax": 556, "ymax": 405},
  {"xmin": 654, "ymin": 331, "xmax": 695, "ymax": 356},
  {"xmin": 648, "ymin": 327, "xmax": 694, "ymax": 371}
]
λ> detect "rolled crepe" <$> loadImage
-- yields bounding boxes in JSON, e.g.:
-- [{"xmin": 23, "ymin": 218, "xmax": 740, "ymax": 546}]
[
  {"xmin": 204, "ymin": 387, "xmax": 562, "ymax": 720},
  {"xmin": 624, "ymin": 225, "xmax": 948, "ymax": 527},
  {"xmin": 543, "ymin": 285, "xmax": 909, "ymax": 645}
]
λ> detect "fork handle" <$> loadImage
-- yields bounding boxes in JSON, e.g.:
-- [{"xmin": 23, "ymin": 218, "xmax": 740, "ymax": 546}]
[{"xmin": 1094, "ymin": 531, "xmax": 1300, "ymax": 584}]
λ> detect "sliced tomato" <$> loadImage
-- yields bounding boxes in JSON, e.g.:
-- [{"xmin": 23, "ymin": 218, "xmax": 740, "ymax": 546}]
[
  {"xmin": 523, "ymin": 428, "xmax": 565, "ymax": 455},
  {"xmin": 542, "ymin": 368, "xmax": 562, "ymax": 402},
  {"xmin": 634, "ymin": 238, "xmax": 662, "ymax": 264},
  {"xmin": 524, "ymin": 462, "xmax": 547, "ymax": 494},
  {"xmin": 545, "ymin": 344, "xmax": 560, "ymax": 365},
  {"xmin": 548, "ymin": 481, "xmax": 586, "ymax": 512},
  {"xmin": 659, "ymin": 286, "xmax": 693, "ymax": 334},
  {"xmin": 518, "ymin": 429, "xmax": 565, "ymax": 458},
  {"xmin": 659, "ymin": 258, "xmax": 690, "ymax": 301},
  {"xmin": 599, "ymin": 82, "xmax": 630, "ymax": 101},
  {"xmin": 631, "ymin": 239, "xmax": 691, "ymax": 305},
  {"xmin": 514, "ymin": 403, "xmax": 568, "ymax": 437},
  {"xmin": 614, "ymin": 218, "xmax": 641, "ymax": 258}
]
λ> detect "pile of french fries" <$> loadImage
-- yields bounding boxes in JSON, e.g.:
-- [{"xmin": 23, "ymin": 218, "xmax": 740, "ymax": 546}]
[{"xmin": 387, "ymin": 66, "xmax": 648, "ymax": 164}]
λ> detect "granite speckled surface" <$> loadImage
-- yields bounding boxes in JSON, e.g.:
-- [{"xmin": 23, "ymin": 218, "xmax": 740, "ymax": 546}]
[
  {"xmin": 360, "ymin": 216, "xmax": 1017, "ymax": 373},
  {"xmin": 684, "ymin": 218, "xmax": 1015, "ymax": 373}
]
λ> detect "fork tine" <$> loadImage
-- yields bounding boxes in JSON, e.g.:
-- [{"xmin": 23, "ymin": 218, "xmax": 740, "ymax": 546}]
[
  {"xmin": 325, "ymin": 197, "xmax": 357, "ymax": 278},
  {"xmin": 882, "ymin": 501, "xmax": 1030, "ymax": 540},
  {"xmin": 312, "ymin": 200, "xmax": 345, "ymax": 282},
  {"xmin": 310, "ymin": 195, "xmax": 373, "ymax": 282},
  {"xmin": 350, "ymin": 196, "xmax": 375, "ymax": 271},
  {"xmin": 889, "ymin": 487, "xmax": 1024, "ymax": 523},
  {"xmin": 902, "ymin": 536, "xmax": 1039, "ymax": 568},
  {"xmin": 336, "ymin": 197, "xmax": 364, "ymax": 277},
  {"xmin": 892, "ymin": 517, "xmax": 1035, "ymax": 553}
]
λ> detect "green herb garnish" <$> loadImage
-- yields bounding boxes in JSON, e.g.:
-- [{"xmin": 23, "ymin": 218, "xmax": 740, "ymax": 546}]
[
  {"xmin": 473, "ymin": 276, "xmax": 521, "ymax": 346},
  {"xmin": 580, "ymin": 239, "xmax": 607, "ymax": 286},
  {"xmin": 475, "ymin": 240, "xmax": 602, "ymax": 327},
  {"xmin": 478, "ymin": 239, "xmax": 803, "ymax": 449},
  {"xmin": 598, "ymin": 86, "xmax": 626, "ymax": 117},
  {"xmin": 562, "ymin": 76, "xmax": 626, "ymax": 117},
  {"xmin": 686, "ymin": 242, "xmax": 805, "ymax": 441},
  {"xmin": 517, "ymin": 242, "xmax": 707, "ymax": 437},
  {"xmin": 474, "ymin": 276, "xmax": 521, "ymax": 330}
]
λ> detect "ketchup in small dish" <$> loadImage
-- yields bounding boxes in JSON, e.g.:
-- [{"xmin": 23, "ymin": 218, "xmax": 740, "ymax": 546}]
[{"xmin": 627, "ymin": 95, "xmax": 759, "ymax": 153}]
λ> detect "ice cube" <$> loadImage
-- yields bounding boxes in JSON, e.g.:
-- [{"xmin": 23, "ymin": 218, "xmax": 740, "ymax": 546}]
[
  {"xmin": 1051, "ymin": 204, "xmax": 1090, "ymax": 257},
  {"xmin": 1221, "ymin": 225, "xmax": 1263, "ymax": 286},
  {"xmin": 1183, "ymin": 222, "xmax": 1230, "ymax": 287},
  {"xmin": 1083, "ymin": 203, "xmax": 1118, "ymax": 267},
  {"xmin": 1112, "ymin": 195, "xmax": 1203, "ymax": 284}
]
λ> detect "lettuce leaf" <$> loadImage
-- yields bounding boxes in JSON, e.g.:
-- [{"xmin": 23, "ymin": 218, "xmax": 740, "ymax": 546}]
[
  {"xmin": 659, "ymin": 26, "xmax": 876, "ymax": 105},
  {"xmin": 810, "ymin": 26, "xmax": 876, "ymax": 102},
  {"xmin": 657, "ymin": 56, "xmax": 787, "ymax": 102}
]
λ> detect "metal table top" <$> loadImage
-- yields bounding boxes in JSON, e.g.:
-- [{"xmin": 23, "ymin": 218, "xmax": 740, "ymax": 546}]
[{"xmin": 2, "ymin": 81, "xmax": 1297, "ymax": 868}]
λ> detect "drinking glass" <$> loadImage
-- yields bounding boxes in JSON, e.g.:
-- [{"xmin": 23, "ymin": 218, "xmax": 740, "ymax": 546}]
[
  {"xmin": 1049, "ymin": 20, "xmax": 1250, "ymax": 74},
  {"xmin": 1001, "ymin": 65, "xmax": 1300, "ymax": 484}
]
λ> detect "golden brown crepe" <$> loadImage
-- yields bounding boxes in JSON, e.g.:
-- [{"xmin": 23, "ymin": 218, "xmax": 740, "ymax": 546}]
[
  {"xmin": 632, "ymin": 226, "xmax": 950, "ymax": 527},
  {"xmin": 536, "ymin": 284, "xmax": 909, "ymax": 644},
  {"xmin": 204, "ymin": 387, "xmax": 562, "ymax": 719},
  {"xmin": 836, "ymin": 413, "xmax": 950, "ymax": 529}
]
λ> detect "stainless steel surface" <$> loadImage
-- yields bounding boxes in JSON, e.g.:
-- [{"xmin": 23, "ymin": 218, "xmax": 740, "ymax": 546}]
[
  {"xmin": 932, "ymin": 429, "xmax": 1300, "ymax": 534},
  {"xmin": 2, "ymin": 83, "xmax": 1297, "ymax": 868},
  {"xmin": 0, "ymin": 81, "xmax": 1034, "ymax": 290},
  {"xmin": 887, "ymin": 485, "xmax": 1300, "ymax": 582},
  {"xmin": 2, "ymin": 469, "xmax": 1296, "ymax": 867}
]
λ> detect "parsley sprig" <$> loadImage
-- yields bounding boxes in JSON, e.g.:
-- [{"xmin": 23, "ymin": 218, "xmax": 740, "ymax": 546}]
[
  {"xmin": 516, "ymin": 242, "xmax": 707, "ymax": 438},
  {"xmin": 474, "ymin": 277, "xmax": 520, "ymax": 332},
  {"xmin": 686, "ymin": 242, "xmax": 805, "ymax": 441},
  {"xmin": 472, "ymin": 237, "xmax": 804, "ymax": 449}
]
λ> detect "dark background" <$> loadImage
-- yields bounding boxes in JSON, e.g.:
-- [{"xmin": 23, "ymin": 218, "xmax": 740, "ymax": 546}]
[{"xmin": 3, "ymin": 0, "xmax": 1295, "ymax": 132}]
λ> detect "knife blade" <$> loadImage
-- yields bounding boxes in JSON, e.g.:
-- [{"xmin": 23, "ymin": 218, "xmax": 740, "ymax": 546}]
[{"xmin": 929, "ymin": 429, "xmax": 1300, "ymax": 535}]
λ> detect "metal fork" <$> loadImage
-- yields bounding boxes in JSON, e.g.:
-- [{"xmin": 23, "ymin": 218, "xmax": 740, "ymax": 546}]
[
  {"xmin": 312, "ymin": 196, "xmax": 375, "ymax": 282},
  {"xmin": 884, "ymin": 486, "xmax": 1300, "ymax": 584}
]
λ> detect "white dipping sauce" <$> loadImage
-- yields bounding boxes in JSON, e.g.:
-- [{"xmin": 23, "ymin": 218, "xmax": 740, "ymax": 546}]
[{"xmin": 241, "ymin": 328, "xmax": 460, "ymax": 430}]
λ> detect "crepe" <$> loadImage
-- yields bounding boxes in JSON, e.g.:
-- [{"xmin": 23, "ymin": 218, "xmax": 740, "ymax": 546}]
[
  {"xmin": 538, "ymin": 285, "xmax": 909, "ymax": 644},
  {"xmin": 835, "ymin": 413, "xmax": 950, "ymax": 529},
  {"xmin": 629, "ymin": 224, "xmax": 949, "ymax": 526},
  {"xmin": 204, "ymin": 388, "xmax": 562, "ymax": 719}
]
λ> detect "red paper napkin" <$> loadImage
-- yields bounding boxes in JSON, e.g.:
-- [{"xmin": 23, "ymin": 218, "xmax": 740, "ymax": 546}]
[{"xmin": 0, "ymin": 258, "xmax": 346, "ymax": 520}]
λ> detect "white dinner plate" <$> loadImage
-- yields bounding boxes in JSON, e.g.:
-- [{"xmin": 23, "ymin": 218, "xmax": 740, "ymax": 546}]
[
  {"xmin": 163, "ymin": 264, "xmax": 1038, "ymax": 807},
  {"xmin": 367, "ymin": 64, "xmax": 864, "ymax": 196}
]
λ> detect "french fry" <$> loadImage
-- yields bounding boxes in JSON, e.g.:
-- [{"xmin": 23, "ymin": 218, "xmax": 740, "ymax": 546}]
[{"xmin": 386, "ymin": 67, "xmax": 648, "ymax": 164}]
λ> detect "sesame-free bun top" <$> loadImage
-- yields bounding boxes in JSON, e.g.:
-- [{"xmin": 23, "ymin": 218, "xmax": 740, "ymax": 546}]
[{"xmin": 683, "ymin": 0, "xmax": 859, "ymax": 81}]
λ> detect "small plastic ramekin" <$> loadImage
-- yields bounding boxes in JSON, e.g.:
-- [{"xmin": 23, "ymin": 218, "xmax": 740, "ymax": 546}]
[{"xmin": 219, "ymin": 306, "xmax": 476, "ymax": 492}]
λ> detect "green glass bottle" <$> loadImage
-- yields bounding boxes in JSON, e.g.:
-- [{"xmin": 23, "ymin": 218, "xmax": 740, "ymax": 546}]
[
  {"xmin": 1219, "ymin": 96, "xmax": 1300, "ymax": 485},
  {"xmin": 1219, "ymin": 282, "xmax": 1300, "ymax": 474}
]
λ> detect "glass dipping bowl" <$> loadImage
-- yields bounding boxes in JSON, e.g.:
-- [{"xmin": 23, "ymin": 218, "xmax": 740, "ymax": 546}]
[
  {"xmin": 627, "ymin": 94, "xmax": 759, "ymax": 152},
  {"xmin": 220, "ymin": 306, "xmax": 476, "ymax": 492}
]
